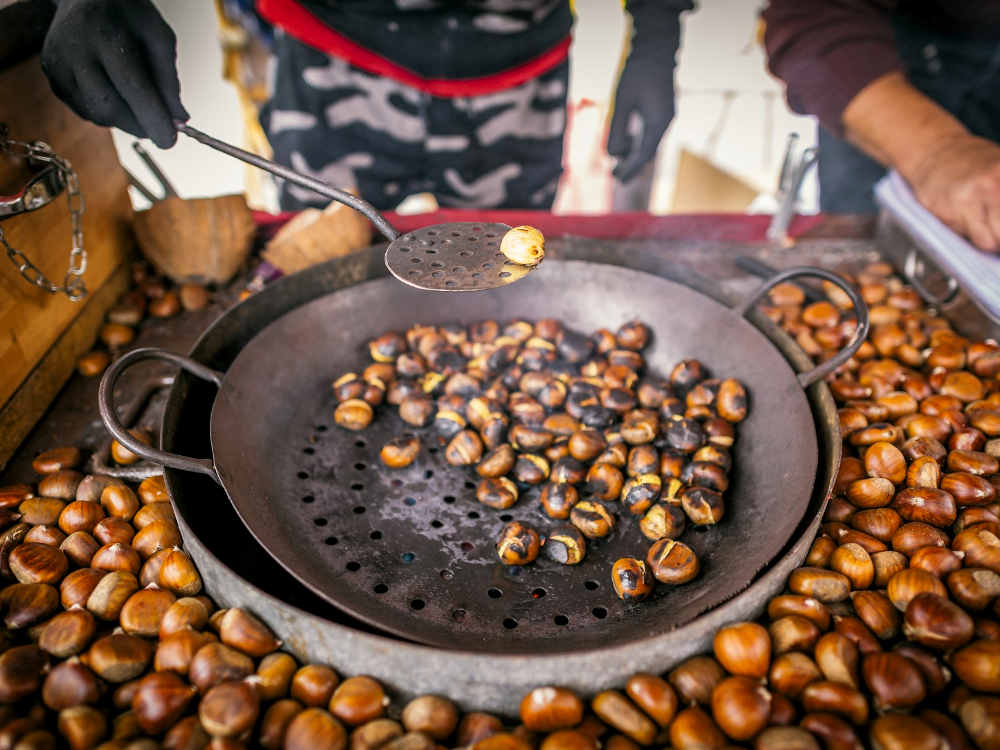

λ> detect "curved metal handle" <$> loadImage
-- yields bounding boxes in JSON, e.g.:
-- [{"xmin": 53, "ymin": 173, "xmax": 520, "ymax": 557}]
[
  {"xmin": 174, "ymin": 122, "xmax": 400, "ymax": 242},
  {"xmin": 735, "ymin": 266, "xmax": 871, "ymax": 389},
  {"xmin": 904, "ymin": 249, "xmax": 960, "ymax": 306},
  {"xmin": 98, "ymin": 348, "xmax": 224, "ymax": 481}
]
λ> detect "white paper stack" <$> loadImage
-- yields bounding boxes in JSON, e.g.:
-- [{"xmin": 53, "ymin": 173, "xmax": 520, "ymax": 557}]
[{"xmin": 875, "ymin": 170, "xmax": 1000, "ymax": 323}]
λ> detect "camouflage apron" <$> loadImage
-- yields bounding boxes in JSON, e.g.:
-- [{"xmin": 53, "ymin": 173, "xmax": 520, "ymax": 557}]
[{"xmin": 260, "ymin": 29, "xmax": 568, "ymax": 211}]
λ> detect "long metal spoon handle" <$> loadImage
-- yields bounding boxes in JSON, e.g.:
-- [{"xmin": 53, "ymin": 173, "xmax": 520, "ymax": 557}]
[{"xmin": 174, "ymin": 121, "xmax": 400, "ymax": 241}]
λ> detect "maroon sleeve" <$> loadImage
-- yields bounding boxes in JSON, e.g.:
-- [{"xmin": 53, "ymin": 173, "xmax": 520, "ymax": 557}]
[{"xmin": 762, "ymin": 0, "xmax": 902, "ymax": 136}]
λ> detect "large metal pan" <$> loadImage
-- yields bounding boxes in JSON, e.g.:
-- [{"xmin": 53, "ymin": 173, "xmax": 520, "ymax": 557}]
[{"xmin": 101, "ymin": 259, "xmax": 867, "ymax": 654}]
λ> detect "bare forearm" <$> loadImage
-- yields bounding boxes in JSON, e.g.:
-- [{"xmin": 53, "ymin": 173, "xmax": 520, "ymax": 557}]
[
  {"xmin": 842, "ymin": 72, "xmax": 968, "ymax": 179},
  {"xmin": 842, "ymin": 71, "xmax": 1000, "ymax": 252}
]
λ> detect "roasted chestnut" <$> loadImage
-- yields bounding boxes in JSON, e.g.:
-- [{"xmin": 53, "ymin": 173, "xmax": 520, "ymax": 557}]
[
  {"xmin": 496, "ymin": 522, "xmax": 541, "ymax": 565},
  {"xmin": 611, "ymin": 558, "xmax": 654, "ymax": 602}
]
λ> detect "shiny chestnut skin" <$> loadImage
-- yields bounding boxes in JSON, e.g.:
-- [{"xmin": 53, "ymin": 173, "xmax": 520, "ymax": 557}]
[
  {"xmin": 610, "ymin": 558, "xmax": 654, "ymax": 602},
  {"xmin": 477, "ymin": 478, "xmax": 519, "ymax": 510},
  {"xmin": 380, "ymin": 435, "xmax": 421, "ymax": 468},
  {"xmin": 543, "ymin": 526, "xmax": 587, "ymax": 565},
  {"xmin": 496, "ymin": 522, "xmax": 541, "ymax": 566},
  {"xmin": 646, "ymin": 539, "xmax": 699, "ymax": 585}
]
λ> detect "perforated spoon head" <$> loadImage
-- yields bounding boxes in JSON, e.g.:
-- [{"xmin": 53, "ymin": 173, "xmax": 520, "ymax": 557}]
[{"xmin": 384, "ymin": 222, "xmax": 539, "ymax": 291}]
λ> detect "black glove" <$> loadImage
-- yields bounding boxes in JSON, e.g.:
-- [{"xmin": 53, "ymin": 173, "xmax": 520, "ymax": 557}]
[
  {"xmin": 607, "ymin": 0, "xmax": 689, "ymax": 183},
  {"xmin": 41, "ymin": 0, "xmax": 187, "ymax": 148}
]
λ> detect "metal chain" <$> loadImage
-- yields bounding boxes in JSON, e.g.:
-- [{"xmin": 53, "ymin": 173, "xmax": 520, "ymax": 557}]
[{"xmin": 0, "ymin": 126, "xmax": 87, "ymax": 301}]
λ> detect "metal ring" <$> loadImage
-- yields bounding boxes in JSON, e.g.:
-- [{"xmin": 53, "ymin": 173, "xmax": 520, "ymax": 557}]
[
  {"xmin": 735, "ymin": 265, "xmax": 871, "ymax": 389},
  {"xmin": 903, "ymin": 249, "xmax": 960, "ymax": 306},
  {"xmin": 98, "ymin": 348, "xmax": 224, "ymax": 481}
]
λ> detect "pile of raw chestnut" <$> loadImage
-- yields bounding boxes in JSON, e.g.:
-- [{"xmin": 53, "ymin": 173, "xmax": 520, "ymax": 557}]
[
  {"xmin": 76, "ymin": 261, "xmax": 213, "ymax": 379},
  {"xmin": 0, "ymin": 259, "xmax": 998, "ymax": 749}
]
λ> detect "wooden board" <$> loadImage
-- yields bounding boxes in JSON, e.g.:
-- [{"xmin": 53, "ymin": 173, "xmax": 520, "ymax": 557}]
[{"xmin": 0, "ymin": 54, "xmax": 133, "ymax": 465}]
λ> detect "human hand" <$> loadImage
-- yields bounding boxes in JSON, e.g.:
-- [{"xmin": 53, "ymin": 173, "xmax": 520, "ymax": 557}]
[
  {"xmin": 907, "ymin": 134, "xmax": 1000, "ymax": 253},
  {"xmin": 41, "ymin": 0, "xmax": 187, "ymax": 148},
  {"xmin": 607, "ymin": 53, "xmax": 676, "ymax": 183}
]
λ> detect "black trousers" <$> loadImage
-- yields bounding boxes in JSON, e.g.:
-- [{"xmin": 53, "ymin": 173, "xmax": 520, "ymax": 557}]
[{"xmin": 819, "ymin": 19, "xmax": 1000, "ymax": 214}]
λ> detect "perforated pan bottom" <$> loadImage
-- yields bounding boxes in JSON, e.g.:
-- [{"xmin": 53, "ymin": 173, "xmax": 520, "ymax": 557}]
[{"xmin": 207, "ymin": 264, "xmax": 818, "ymax": 651}]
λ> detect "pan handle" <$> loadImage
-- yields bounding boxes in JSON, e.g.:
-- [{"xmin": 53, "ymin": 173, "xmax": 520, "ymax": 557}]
[
  {"xmin": 98, "ymin": 348, "xmax": 223, "ymax": 482},
  {"xmin": 734, "ymin": 266, "xmax": 870, "ymax": 390}
]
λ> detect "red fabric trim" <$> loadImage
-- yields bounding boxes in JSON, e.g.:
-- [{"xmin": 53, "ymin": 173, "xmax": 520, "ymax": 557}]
[
  {"xmin": 258, "ymin": 0, "xmax": 572, "ymax": 97},
  {"xmin": 253, "ymin": 210, "xmax": 828, "ymax": 243}
]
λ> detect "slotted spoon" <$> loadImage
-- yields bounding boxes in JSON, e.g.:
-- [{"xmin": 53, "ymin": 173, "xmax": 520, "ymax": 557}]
[{"xmin": 176, "ymin": 122, "xmax": 530, "ymax": 291}]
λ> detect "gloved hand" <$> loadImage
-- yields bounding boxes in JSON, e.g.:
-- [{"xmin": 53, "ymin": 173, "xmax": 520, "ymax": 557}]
[
  {"xmin": 41, "ymin": 0, "xmax": 187, "ymax": 148},
  {"xmin": 607, "ymin": 1, "xmax": 688, "ymax": 183}
]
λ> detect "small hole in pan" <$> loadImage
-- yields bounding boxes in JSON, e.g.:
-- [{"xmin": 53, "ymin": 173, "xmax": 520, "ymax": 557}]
[
  {"xmin": 404, "ymin": 497, "xmax": 417, "ymax": 506},
  {"xmin": 301, "ymin": 495, "xmax": 315, "ymax": 504},
  {"xmin": 314, "ymin": 517, "xmax": 327, "ymax": 527},
  {"xmin": 532, "ymin": 588, "xmax": 546, "ymax": 599},
  {"xmin": 432, "ymin": 271, "xmax": 443, "ymax": 278},
  {"xmin": 464, "ymin": 481, "xmax": 476, "ymax": 490},
  {"xmin": 297, "ymin": 471, "xmax": 309, "ymax": 479},
  {"xmin": 488, "ymin": 588, "xmax": 502, "ymax": 599},
  {"xmin": 370, "ymin": 530, "xmax": 382, "ymax": 540},
  {"xmin": 467, "ymin": 511, "xmax": 480, "ymax": 520},
  {"xmin": 355, "ymin": 439, "xmax": 366, "ymax": 447},
  {"xmin": 430, "ymin": 519, "xmax": 443, "ymax": 528},
  {"xmin": 592, "ymin": 607, "xmax": 608, "ymax": 619},
  {"xmin": 316, "ymin": 425, "xmax": 328, "ymax": 432},
  {"xmin": 402, "ymin": 552, "xmax": 416, "ymax": 563},
  {"xmin": 440, "ymin": 570, "xmax": 453, "ymax": 580},
  {"xmin": 431, "ymin": 262, "xmax": 444, "ymax": 269},
  {"xmin": 408, "ymin": 270, "xmax": 420, "ymax": 277},
  {"xmin": 452, "ymin": 609, "xmax": 466, "ymax": 621},
  {"xmin": 503, "ymin": 617, "xmax": 518, "ymax": 629},
  {"xmin": 374, "ymin": 583, "xmax": 388, "ymax": 594},
  {"xmin": 443, "ymin": 495, "xmax": 456, "ymax": 504},
  {"xmin": 303, "ymin": 447, "xmax": 315, "ymax": 455},
  {"xmin": 410, "ymin": 257, "xmax": 421, "ymax": 264},
  {"xmin": 499, "ymin": 514, "xmax": 513, "ymax": 522},
  {"xmin": 324, "ymin": 536, "xmax": 338, "ymax": 545},
  {"xmin": 460, "ymin": 541, "xmax": 474, "ymax": 552},
  {"xmin": 354, "ymin": 462, "xmax": 366, "ymax": 471},
  {"xmin": 482, "ymin": 262, "xmax": 493, "ymax": 269},
  {"xmin": 499, "ymin": 271, "xmax": 511, "ymax": 278},
  {"xmin": 399, "ymin": 246, "xmax": 410, "ymax": 253},
  {"xmin": 584, "ymin": 580, "xmax": 600, "ymax": 590},
  {"xmin": 425, "ymin": 470, "xmax": 434, "ymax": 479},
  {"xmin": 554, "ymin": 614, "xmax": 569, "ymax": 626},
  {"xmin": 445, "ymin": 280, "xmax": 457, "ymax": 288},
  {"xmin": 459, "ymin": 250, "xmax": 472, "ymax": 257},
  {"xmin": 346, "ymin": 561, "xmax": 360, "ymax": 571},
  {"xmin": 411, "ymin": 599, "xmax": 425, "ymax": 610},
  {"xmin": 351, "ymin": 482, "xmax": 364, "ymax": 491},
  {"xmin": 426, "ymin": 248, "xmax": 437, "ymax": 254}
]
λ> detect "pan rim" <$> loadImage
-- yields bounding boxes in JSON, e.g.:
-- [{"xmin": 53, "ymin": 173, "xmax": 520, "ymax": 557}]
[{"xmin": 203, "ymin": 259, "xmax": 818, "ymax": 650}]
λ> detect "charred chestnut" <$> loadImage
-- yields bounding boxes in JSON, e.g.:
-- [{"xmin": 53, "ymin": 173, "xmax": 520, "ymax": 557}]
[
  {"xmin": 647, "ymin": 539, "xmax": 699, "ymax": 584},
  {"xmin": 334, "ymin": 399, "xmax": 373, "ymax": 431},
  {"xmin": 445, "ymin": 430, "xmax": 484, "ymax": 466},
  {"xmin": 570, "ymin": 501, "xmax": 615, "ymax": 539},
  {"xmin": 496, "ymin": 522, "xmax": 541, "ymax": 565},
  {"xmin": 640, "ymin": 502, "xmax": 687, "ymax": 541},
  {"xmin": 477, "ymin": 478, "xmax": 519, "ymax": 510},
  {"xmin": 380, "ymin": 436, "xmax": 421, "ymax": 468},
  {"xmin": 543, "ymin": 526, "xmax": 587, "ymax": 565},
  {"xmin": 611, "ymin": 558, "xmax": 654, "ymax": 602},
  {"xmin": 539, "ymin": 483, "xmax": 579, "ymax": 519},
  {"xmin": 621, "ymin": 475, "xmax": 662, "ymax": 516}
]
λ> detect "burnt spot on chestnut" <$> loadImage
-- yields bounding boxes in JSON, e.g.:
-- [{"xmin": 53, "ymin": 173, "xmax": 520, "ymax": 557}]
[
  {"xmin": 496, "ymin": 522, "xmax": 541, "ymax": 565},
  {"xmin": 612, "ymin": 557, "xmax": 654, "ymax": 601}
]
